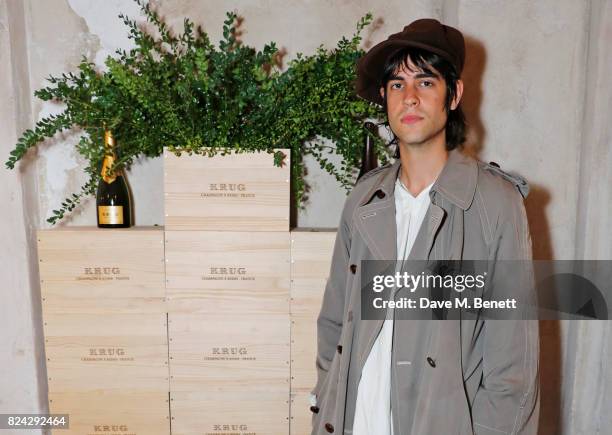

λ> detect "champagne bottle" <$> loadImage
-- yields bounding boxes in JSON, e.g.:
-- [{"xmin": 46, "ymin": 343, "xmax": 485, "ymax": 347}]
[
  {"xmin": 96, "ymin": 130, "xmax": 132, "ymax": 228},
  {"xmin": 357, "ymin": 121, "xmax": 379, "ymax": 181}
]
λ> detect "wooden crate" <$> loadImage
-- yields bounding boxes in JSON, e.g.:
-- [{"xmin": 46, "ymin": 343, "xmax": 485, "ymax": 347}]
[
  {"xmin": 168, "ymin": 313, "xmax": 290, "ymax": 392},
  {"xmin": 170, "ymin": 390, "xmax": 289, "ymax": 435},
  {"xmin": 48, "ymin": 391, "xmax": 169, "ymax": 435},
  {"xmin": 37, "ymin": 227, "xmax": 169, "ymax": 434},
  {"xmin": 166, "ymin": 228, "xmax": 291, "ymax": 431},
  {"xmin": 290, "ymin": 230, "xmax": 335, "ymax": 392},
  {"xmin": 44, "ymin": 313, "xmax": 169, "ymax": 392},
  {"xmin": 165, "ymin": 231, "xmax": 290, "ymax": 314},
  {"xmin": 164, "ymin": 148, "xmax": 290, "ymax": 231},
  {"xmin": 38, "ymin": 227, "xmax": 166, "ymax": 314}
]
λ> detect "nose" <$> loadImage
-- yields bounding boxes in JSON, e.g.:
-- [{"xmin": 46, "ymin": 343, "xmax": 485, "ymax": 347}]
[{"xmin": 403, "ymin": 86, "xmax": 418, "ymax": 107}]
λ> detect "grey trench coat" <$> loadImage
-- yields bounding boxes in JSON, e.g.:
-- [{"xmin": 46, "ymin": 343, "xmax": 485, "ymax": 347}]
[{"xmin": 311, "ymin": 149, "xmax": 539, "ymax": 435}]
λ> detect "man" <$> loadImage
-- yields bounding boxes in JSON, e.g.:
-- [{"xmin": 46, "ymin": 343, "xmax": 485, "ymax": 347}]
[{"xmin": 311, "ymin": 19, "xmax": 539, "ymax": 435}]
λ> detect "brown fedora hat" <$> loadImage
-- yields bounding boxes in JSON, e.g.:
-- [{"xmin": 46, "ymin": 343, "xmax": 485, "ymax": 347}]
[{"xmin": 356, "ymin": 18, "xmax": 465, "ymax": 105}]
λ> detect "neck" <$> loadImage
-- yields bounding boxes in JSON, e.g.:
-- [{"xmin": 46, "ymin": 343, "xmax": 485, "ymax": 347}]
[{"xmin": 397, "ymin": 139, "xmax": 448, "ymax": 197}]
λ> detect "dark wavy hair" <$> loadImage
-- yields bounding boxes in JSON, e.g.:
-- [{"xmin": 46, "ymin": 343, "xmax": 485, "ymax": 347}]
[{"xmin": 379, "ymin": 47, "xmax": 466, "ymax": 156}]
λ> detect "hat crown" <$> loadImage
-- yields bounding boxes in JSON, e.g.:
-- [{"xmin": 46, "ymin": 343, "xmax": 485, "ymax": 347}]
[
  {"xmin": 401, "ymin": 18, "xmax": 443, "ymax": 34},
  {"xmin": 355, "ymin": 18, "xmax": 465, "ymax": 105}
]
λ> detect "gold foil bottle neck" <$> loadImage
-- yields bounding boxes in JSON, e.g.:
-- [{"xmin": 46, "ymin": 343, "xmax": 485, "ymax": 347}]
[
  {"xmin": 104, "ymin": 130, "xmax": 115, "ymax": 148},
  {"xmin": 101, "ymin": 130, "xmax": 117, "ymax": 183}
]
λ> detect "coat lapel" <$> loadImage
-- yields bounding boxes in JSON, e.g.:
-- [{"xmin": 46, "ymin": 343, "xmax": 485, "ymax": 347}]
[
  {"xmin": 353, "ymin": 160, "xmax": 400, "ymax": 261},
  {"xmin": 354, "ymin": 200, "xmax": 397, "ymax": 261},
  {"xmin": 407, "ymin": 203, "xmax": 445, "ymax": 261}
]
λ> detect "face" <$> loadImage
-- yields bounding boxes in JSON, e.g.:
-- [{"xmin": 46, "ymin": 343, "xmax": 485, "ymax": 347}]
[{"xmin": 380, "ymin": 59, "xmax": 462, "ymax": 149}]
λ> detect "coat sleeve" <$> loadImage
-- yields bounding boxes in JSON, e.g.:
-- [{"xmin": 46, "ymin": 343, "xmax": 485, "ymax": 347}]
[
  {"xmin": 471, "ymin": 189, "xmax": 540, "ymax": 435},
  {"xmin": 311, "ymin": 200, "xmax": 352, "ymax": 400}
]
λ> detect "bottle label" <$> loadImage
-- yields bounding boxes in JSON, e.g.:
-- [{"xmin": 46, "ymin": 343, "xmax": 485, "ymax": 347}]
[{"xmin": 98, "ymin": 206, "xmax": 124, "ymax": 225}]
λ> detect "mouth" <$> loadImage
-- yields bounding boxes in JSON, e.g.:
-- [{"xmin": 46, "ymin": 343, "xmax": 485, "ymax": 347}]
[{"xmin": 401, "ymin": 114, "xmax": 423, "ymax": 124}]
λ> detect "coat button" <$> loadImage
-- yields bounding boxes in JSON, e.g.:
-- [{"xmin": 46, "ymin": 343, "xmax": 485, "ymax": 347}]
[
  {"xmin": 427, "ymin": 356, "xmax": 436, "ymax": 367},
  {"xmin": 375, "ymin": 189, "xmax": 386, "ymax": 199},
  {"xmin": 350, "ymin": 264, "xmax": 357, "ymax": 274},
  {"xmin": 489, "ymin": 161, "xmax": 500, "ymax": 168},
  {"xmin": 337, "ymin": 345, "xmax": 342, "ymax": 354},
  {"xmin": 310, "ymin": 406, "xmax": 319, "ymax": 414},
  {"xmin": 325, "ymin": 423, "xmax": 335, "ymax": 433}
]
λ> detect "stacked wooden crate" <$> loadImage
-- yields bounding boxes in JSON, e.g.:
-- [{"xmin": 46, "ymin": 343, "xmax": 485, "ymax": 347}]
[
  {"xmin": 164, "ymin": 149, "xmax": 291, "ymax": 435},
  {"xmin": 37, "ymin": 149, "xmax": 339, "ymax": 434},
  {"xmin": 289, "ymin": 230, "xmax": 336, "ymax": 434},
  {"xmin": 37, "ymin": 227, "xmax": 169, "ymax": 435}
]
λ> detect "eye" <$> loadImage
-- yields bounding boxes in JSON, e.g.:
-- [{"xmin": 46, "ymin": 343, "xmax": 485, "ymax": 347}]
[
  {"xmin": 390, "ymin": 82, "xmax": 403, "ymax": 90},
  {"xmin": 419, "ymin": 80, "xmax": 434, "ymax": 87}
]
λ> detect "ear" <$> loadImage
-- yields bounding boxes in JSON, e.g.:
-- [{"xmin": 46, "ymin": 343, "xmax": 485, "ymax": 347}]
[
  {"xmin": 379, "ymin": 86, "xmax": 385, "ymax": 100},
  {"xmin": 450, "ymin": 79, "xmax": 464, "ymax": 110}
]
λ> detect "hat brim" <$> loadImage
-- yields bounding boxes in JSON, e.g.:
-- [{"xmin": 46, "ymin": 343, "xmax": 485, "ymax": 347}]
[{"xmin": 356, "ymin": 40, "xmax": 457, "ymax": 106}]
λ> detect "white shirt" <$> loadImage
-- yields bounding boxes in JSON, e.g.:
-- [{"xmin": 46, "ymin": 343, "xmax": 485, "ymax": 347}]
[{"xmin": 352, "ymin": 177, "xmax": 433, "ymax": 435}]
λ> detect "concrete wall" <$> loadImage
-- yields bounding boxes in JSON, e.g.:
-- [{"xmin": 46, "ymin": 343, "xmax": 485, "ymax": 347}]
[
  {"xmin": 0, "ymin": 2, "xmax": 47, "ymax": 434},
  {"xmin": 1, "ymin": 0, "xmax": 611, "ymax": 433}
]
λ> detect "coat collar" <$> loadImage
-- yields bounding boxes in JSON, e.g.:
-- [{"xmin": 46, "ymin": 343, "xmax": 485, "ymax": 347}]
[{"xmin": 358, "ymin": 148, "xmax": 478, "ymax": 210}]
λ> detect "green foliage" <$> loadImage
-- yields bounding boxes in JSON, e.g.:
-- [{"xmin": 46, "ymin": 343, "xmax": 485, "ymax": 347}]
[{"xmin": 6, "ymin": 0, "xmax": 387, "ymax": 224}]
